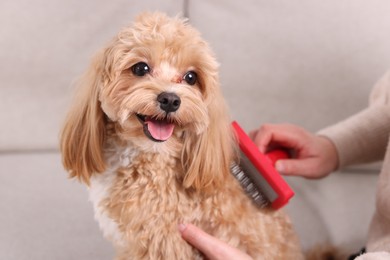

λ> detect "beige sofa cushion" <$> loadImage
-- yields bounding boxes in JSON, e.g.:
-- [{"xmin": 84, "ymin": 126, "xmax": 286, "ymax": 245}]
[
  {"xmin": 0, "ymin": 153, "xmax": 114, "ymax": 259},
  {"xmin": 0, "ymin": 0, "xmax": 183, "ymax": 151}
]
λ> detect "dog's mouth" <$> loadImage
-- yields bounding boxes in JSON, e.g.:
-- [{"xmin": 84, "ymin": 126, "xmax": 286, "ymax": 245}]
[{"xmin": 136, "ymin": 114, "xmax": 175, "ymax": 142}]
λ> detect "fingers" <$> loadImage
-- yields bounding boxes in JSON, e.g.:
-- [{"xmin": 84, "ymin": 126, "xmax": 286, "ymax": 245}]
[
  {"xmin": 275, "ymin": 159, "xmax": 308, "ymax": 176},
  {"xmin": 179, "ymin": 223, "xmax": 253, "ymax": 260},
  {"xmin": 250, "ymin": 124, "xmax": 307, "ymax": 153},
  {"xmin": 276, "ymin": 156, "xmax": 333, "ymax": 179},
  {"xmin": 249, "ymin": 128, "xmax": 271, "ymax": 153},
  {"xmin": 250, "ymin": 123, "xmax": 338, "ymax": 179}
]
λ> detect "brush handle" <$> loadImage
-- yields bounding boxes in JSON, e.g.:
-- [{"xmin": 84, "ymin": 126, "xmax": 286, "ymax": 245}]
[{"xmin": 265, "ymin": 150, "xmax": 289, "ymax": 166}]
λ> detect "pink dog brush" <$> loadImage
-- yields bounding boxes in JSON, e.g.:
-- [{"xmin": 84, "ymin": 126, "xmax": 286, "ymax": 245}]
[{"xmin": 231, "ymin": 121, "xmax": 294, "ymax": 209}]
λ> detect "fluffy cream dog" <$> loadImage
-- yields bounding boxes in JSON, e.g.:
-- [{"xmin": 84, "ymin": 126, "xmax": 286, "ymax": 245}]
[{"xmin": 60, "ymin": 12, "xmax": 304, "ymax": 259}]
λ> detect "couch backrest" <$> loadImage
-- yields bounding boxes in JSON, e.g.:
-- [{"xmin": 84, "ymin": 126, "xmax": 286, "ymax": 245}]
[
  {"xmin": 188, "ymin": 0, "xmax": 390, "ymax": 132},
  {"xmin": 1, "ymin": 0, "xmax": 390, "ymax": 152}
]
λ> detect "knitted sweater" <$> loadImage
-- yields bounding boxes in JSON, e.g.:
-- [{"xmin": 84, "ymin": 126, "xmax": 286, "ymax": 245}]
[{"xmin": 319, "ymin": 71, "xmax": 390, "ymax": 259}]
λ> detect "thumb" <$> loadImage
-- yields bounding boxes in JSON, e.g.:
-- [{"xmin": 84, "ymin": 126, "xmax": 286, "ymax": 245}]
[{"xmin": 275, "ymin": 159, "xmax": 322, "ymax": 179}]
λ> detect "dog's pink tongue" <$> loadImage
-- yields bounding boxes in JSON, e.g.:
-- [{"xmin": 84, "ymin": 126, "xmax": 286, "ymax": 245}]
[{"xmin": 146, "ymin": 119, "xmax": 175, "ymax": 141}]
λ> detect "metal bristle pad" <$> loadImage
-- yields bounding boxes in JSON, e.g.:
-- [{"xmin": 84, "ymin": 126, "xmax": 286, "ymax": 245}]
[{"xmin": 230, "ymin": 162, "xmax": 269, "ymax": 208}]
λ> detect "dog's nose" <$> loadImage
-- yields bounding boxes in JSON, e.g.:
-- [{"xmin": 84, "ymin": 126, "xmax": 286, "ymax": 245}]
[{"xmin": 157, "ymin": 92, "xmax": 181, "ymax": 113}]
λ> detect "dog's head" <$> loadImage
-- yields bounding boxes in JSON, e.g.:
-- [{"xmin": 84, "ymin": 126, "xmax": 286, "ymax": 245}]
[{"xmin": 61, "ymin": 12, "xmax": 235, "ymax": 191}]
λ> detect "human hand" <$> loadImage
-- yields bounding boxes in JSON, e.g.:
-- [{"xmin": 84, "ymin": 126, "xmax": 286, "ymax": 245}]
[
  {"xmin": 249, "ymin": 123, "xmax": 339, "ymax": 179},
  {"xmin": 178, "ymin": 223, "xmax": 253, "ymax": 260}
]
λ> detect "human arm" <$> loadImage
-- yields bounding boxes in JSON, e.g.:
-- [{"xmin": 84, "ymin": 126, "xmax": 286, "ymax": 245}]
[
  {"xmin": 250, "ymin": 106, "xmax": 390, "ymax": 178},
  {"xmin": 250, "ymin": 71, "xmax": 390, "ymax": 177},
  {"xmin": 317, "ymin": 71, "xmax": 390, "ymax": 167}
]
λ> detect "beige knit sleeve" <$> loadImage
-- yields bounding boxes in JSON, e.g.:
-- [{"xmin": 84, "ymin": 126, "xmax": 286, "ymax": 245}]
[{"xmin": 318, "ymin": 71, "xmax": 390, "ymax": 169}]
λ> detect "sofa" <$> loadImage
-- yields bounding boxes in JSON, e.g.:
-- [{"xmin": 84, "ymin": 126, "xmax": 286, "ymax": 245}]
[{"xmin": 1, "ymin": 0, "xmax": 389, "ymax": 259}]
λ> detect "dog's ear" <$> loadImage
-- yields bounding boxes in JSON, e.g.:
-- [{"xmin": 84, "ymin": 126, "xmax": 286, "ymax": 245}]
[
  {"xmin": 182, "ymin": 75, "xmax": 236, "ymax": 192},
  {"xmin": 60, "ymin": 51, "xmax": 107, "ymax": 185}
]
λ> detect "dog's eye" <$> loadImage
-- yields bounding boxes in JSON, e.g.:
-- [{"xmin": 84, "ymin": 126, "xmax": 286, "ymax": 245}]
[
  {"xmin": 131, "ymin": 62, "xmax": 150, "ymax": 76},
  {"xmin": 183, "ymin": 71, "xmax": 198, "ymax": 85}
]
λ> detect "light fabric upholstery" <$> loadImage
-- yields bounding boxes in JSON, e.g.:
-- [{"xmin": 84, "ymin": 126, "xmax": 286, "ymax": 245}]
[
  {"xmin": 0, "ymin": 153, "xmax": 114, "ymax": 259},
  {"xmin": 0, "ymin": 0, "xmax": 183, "ymax": 151},
  {"xmin": 1, "ymin": 0, "xmax": 389, "ymax": 259},
  {"xmin": 188, "ymin": 0, "xmax": 390, "ymax": 132}
]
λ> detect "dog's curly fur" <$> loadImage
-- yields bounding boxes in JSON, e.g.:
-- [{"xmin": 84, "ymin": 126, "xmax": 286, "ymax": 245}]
[{"xmin": 60, "ymin": 12, "xmax": 304, "ymax": 259}]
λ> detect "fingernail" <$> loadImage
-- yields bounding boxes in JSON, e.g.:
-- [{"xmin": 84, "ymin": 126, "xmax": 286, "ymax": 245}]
[
  {"xmin": 178, "ymin": 223, "xmax": 187, "ymax": 233},
  {"xmin": 275, "ymin": 161, "xmax": 284, "ymax": 173}
]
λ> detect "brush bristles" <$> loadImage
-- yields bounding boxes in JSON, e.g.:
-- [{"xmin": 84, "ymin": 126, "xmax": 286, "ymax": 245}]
[{"xmin": 230, "ymin": 162, "xmax": 269, "ymax": 208}]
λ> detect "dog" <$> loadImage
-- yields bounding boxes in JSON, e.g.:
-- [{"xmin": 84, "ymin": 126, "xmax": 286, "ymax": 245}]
[{"xmin": 60, "ymin": 12, "xmax": 304, "ymax": 259}]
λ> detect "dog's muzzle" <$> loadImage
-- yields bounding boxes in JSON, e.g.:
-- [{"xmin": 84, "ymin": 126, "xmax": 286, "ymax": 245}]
[{"xmin": 136, "ymin": 92, "xmax": 181, "ymax": 142}]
